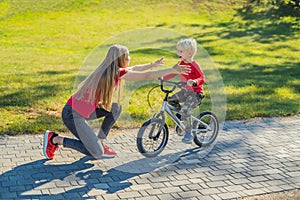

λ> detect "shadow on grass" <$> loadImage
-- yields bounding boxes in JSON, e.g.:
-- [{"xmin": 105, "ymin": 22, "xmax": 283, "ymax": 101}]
[
  {"xmin": 1, "ymin": 69, "xmax": 77, "ymax": 108},
  {"xmin": 0, "ymin": 71, "xmax": 77, "ymax": 135},
  {"xmin": 238, "ymin": 0, "xmax": 300, "ymax": 20},
  {"xmin": 219, "ymin": 62, "xmax": 299, "ymax": 119},
  {"xmin": 0, "ymin": 85, "xmax": 61, "ymax": 108}
]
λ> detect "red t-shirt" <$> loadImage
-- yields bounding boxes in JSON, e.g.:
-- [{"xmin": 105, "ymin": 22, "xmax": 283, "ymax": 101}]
[
  {"xmin": 67, "ymin": 68, "xmax": 128, "ymax": 118},
  {"xmin": 163, "ymin": 60, "xmax": 205, "ymax": 93}
]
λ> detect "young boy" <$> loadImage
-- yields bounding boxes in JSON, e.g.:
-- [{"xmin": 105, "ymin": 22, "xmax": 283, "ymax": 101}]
[{"xmin": 163, "ymin": 38, "xmax": 205, "ymax": 143}]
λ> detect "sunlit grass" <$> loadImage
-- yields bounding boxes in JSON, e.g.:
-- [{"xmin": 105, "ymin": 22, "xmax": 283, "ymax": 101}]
[
  {"xmin": 0, "ymin": 0, "xmax": 299, "ymax": 135},
  {"xmin": 274, "ymin": 87, "xmax": 298, "ymax": 99}
]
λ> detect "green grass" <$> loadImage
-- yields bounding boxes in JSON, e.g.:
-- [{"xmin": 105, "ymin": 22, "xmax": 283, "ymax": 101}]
[{"xmin": 0, "ymin": 0, "xmax": 299, "ymax": 135}]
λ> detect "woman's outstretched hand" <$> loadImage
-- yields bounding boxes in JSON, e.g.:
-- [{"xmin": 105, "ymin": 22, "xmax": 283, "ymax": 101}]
[
  {"xmin": 172, "ymin": 62, "xmax": 191, "ymax": 75},
  {"xmin": 151, "ymin": 57, "xmax": 164, "ymax": 67}
]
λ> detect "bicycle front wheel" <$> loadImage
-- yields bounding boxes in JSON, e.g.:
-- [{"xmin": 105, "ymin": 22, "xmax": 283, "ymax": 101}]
[
  {"xmin": 193, "ymin": 111, "xmax": 219, "ymax": 147},
  {"xmin": 136, "ymin": 118, "xmax": 169, "ymax": 158}
]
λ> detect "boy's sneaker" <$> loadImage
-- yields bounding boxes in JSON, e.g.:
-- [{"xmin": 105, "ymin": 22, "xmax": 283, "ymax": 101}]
[
  {"xmin": 103, "ymin": 144, "xmax": 117, "ymax": 158},
  {"xmin": 43, "ymin": 131, "xmax": 59, "ymax": 160},
  {"xmin": 182, "ymin": 132, "xmax": 194, "ymax": 144}
]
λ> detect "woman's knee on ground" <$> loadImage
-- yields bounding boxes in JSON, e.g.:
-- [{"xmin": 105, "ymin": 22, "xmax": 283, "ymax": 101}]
[{"xmin": 86, "ymin": 144, "xmax": 104, "ymax": 159}]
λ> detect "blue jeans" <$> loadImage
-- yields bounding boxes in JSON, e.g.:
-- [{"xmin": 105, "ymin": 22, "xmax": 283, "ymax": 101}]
[{"xmin": 61, "ymin": 103, "xmax": 122, "ymax": 159}]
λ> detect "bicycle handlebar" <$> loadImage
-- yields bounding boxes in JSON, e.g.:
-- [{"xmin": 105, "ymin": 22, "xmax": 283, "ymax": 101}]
[
  {"xmin": 158, "ymin": 77, "xmax": 187, "ymax": 93},
  {"xmin": 146, "ymin": 78, "xmax": 187, "ymax": 109}
]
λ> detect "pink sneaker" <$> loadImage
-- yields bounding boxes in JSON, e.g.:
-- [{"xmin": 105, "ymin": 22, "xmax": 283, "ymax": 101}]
[
  {"xmin": 103, "ymin": 144, "xmax": 117, "ymax": 158},
  {"xmin": 43, "ymin": 131, "xmax": 59, "ymax": 160}
]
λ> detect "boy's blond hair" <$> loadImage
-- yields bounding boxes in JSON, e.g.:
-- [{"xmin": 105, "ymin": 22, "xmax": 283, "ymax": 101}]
[{"xmin": 177, "ymin": 38, "xmax": 197, "ymax": 58}]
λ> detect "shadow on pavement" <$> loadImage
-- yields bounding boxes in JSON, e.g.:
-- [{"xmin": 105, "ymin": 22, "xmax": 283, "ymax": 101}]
[{"xmin": 0, "ymin": 147, "xmax": 204, "ymax": 199}]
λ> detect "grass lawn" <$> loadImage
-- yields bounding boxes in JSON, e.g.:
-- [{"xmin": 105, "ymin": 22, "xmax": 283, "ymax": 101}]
[{"xmin": 0, "ymin": 0, "xmax": 299, "ymax": 135}]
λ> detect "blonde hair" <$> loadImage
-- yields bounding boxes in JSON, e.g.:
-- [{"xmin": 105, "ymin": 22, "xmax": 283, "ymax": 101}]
[
  {"xmin": 177, "ymin": 38, "xmax": 197, "ymax": 58},
  {"xmin": 75, "ymin": 44, "xmax": 128, "ymax": 111}
]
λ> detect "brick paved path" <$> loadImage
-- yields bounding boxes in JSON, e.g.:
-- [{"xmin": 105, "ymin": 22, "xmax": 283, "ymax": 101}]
[{"xmin": 0, "ymin": 117, "xmax": 299, "ymax": 199}]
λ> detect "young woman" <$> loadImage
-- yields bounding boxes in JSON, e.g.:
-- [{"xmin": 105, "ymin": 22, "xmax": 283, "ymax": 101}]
[{"xmin": 43, "ymin": 44, "xmax": 190, "ymax": 160}]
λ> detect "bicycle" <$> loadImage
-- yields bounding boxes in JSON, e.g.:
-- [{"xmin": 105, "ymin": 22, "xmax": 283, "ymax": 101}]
[{"xmin": 136, "ymin": 78, "xmax": 219, "ymax": 158}]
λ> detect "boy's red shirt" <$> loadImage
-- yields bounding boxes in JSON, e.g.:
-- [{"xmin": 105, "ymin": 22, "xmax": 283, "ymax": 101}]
[
  {"xmin": 67, "ymin": 68, "xmax": 128, "ymax": 118},
  {"xmin": 163, "ymin": 60, "xmax": 205, "ymax": 93}
]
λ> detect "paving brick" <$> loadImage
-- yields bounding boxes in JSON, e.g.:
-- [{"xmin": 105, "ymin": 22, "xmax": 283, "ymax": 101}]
[
  {"xmin": 134, "ymin": 178, "xmax": 149, "ymax": 184},
  {"xmin": 206, "ymin": 181, "xmax": 228, "ymax": 188},
  {"xmin": 278, "ymin": 184, "xmax": 298, "ymax": 191},
  {"xmin": 147, "ymin": 188, "xmax": 163, "ymax": 196},
  {"xmin": 161, "ymin": 186, "xmax": 182, "ymax": 194},
  {"xmin": 49, "ymin": 187, "xmax": 65, "ymax": 194},
  {"xmin": 218, "ymin": 192, "xmax": 242, "ymax": 199},
  {"xmin": 154, "ymin": 193, "xmax": 174, "ymax": 200},
  {"xmin": 170, "ymin": 180, "xmax": 190, "ymax": 186},
  {"xmin": 135, "ymin": 196, "xmax": 160, "ymax": 200},
  {"xmin": 266, "ymin": 185, "xmax": 287, "ymax": 193},
  {"xmin": 148, "ymin": 176, "xmax": 170, "ymax": 183},
  {"xmin": 248, "ymin": 182, "xmax": 265, "ymax": 189},
  {"xmin": 287, "ymin": 171, "xmax": 300, "ymax": 177},
  {"xmin": 138, "ymin": 190, "xmax": 149, "ymax": 197},
  {"xmin": 150, "ymin": 182, "xmax": 165, "ymax": 189},
  {"xmin": 243, "ymin": 188, "xmax": 267, "ymax": 196},
  {"xmin": 188, "ymin": 178, "xmax": 205, "ymax": 184},
  {"xmin": 178, "ymin": 190, "xmax": 201, "ymax": 198},
  {"xmin": 94, "ymin": 183, "xmax": 109, "ymax": 189},
  {"xmin": 209, "ymin": 169, "xmax": 231, "ymax": 176},
  {"xmin": 179, "ymin": 185, "xmax": 190, "ymax": 192},
  {"xmin": 199, "ymin": 188, "xmax": 221, "ymax": 195},
  {"xmin": 224, "ymin": 185, "xmax": 245, "ymax": 192},
  {"xmin": 86, "ymin": 188, "xmax": 107, "ymax": 197},
  {"xmin": 263, "ymin": 179, "xmax": 288, "ymax": 187},
  {"xmin": 130, "ymin": 183, "xmax": 152, "ymax": 190},
  {"xmin": 264, "ymin": 168, "xmax": 283, "ymax": 174},
  {"xmin": 174, "ymin": 174, "xmax": 191, "ymax": 180},
  {"xmin": 186, "ymin": 183, "xmax": 204, "ymax": 191},
  {"xmin": 230, "ymin": 178, "xmax": 251, "ymax": 185},
  {"xmin": 117, "ymin": 191, "xmax": 141, "ymax": 199},
  {"xmin": 249, "ymin": 175, "xmax": 270, "ymax": 182},
  {"xmin": 0, "ymin": 192, "xmax": 18, "ymax": 199}
]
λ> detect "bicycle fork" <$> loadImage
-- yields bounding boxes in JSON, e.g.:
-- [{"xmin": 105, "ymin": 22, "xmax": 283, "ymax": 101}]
[
  {"xmin": 166, "ymin": 104, "xmax": 210, "ymax": 134},
  {"xmin": 148, "ymin": 100, "xmax": 168, "ymax": 140}
]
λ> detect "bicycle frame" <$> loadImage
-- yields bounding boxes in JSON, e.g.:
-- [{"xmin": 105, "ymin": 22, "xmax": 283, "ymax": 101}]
[
  {"xmin": 156, "ymin": 79, "xmax": 211, "ymax": 134},
  {"xmin": 163, "ymin": 99, "xmax": 211, "ymax": 133}
]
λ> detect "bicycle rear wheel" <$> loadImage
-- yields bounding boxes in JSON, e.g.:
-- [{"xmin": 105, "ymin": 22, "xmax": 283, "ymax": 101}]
[
  {"xmin": 193, "ymin": 111, "xmax": 219, "ymax": 147},
  {"xmin": 136, "ymin": 118, "xmax": 169, "ymax": 158}
]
